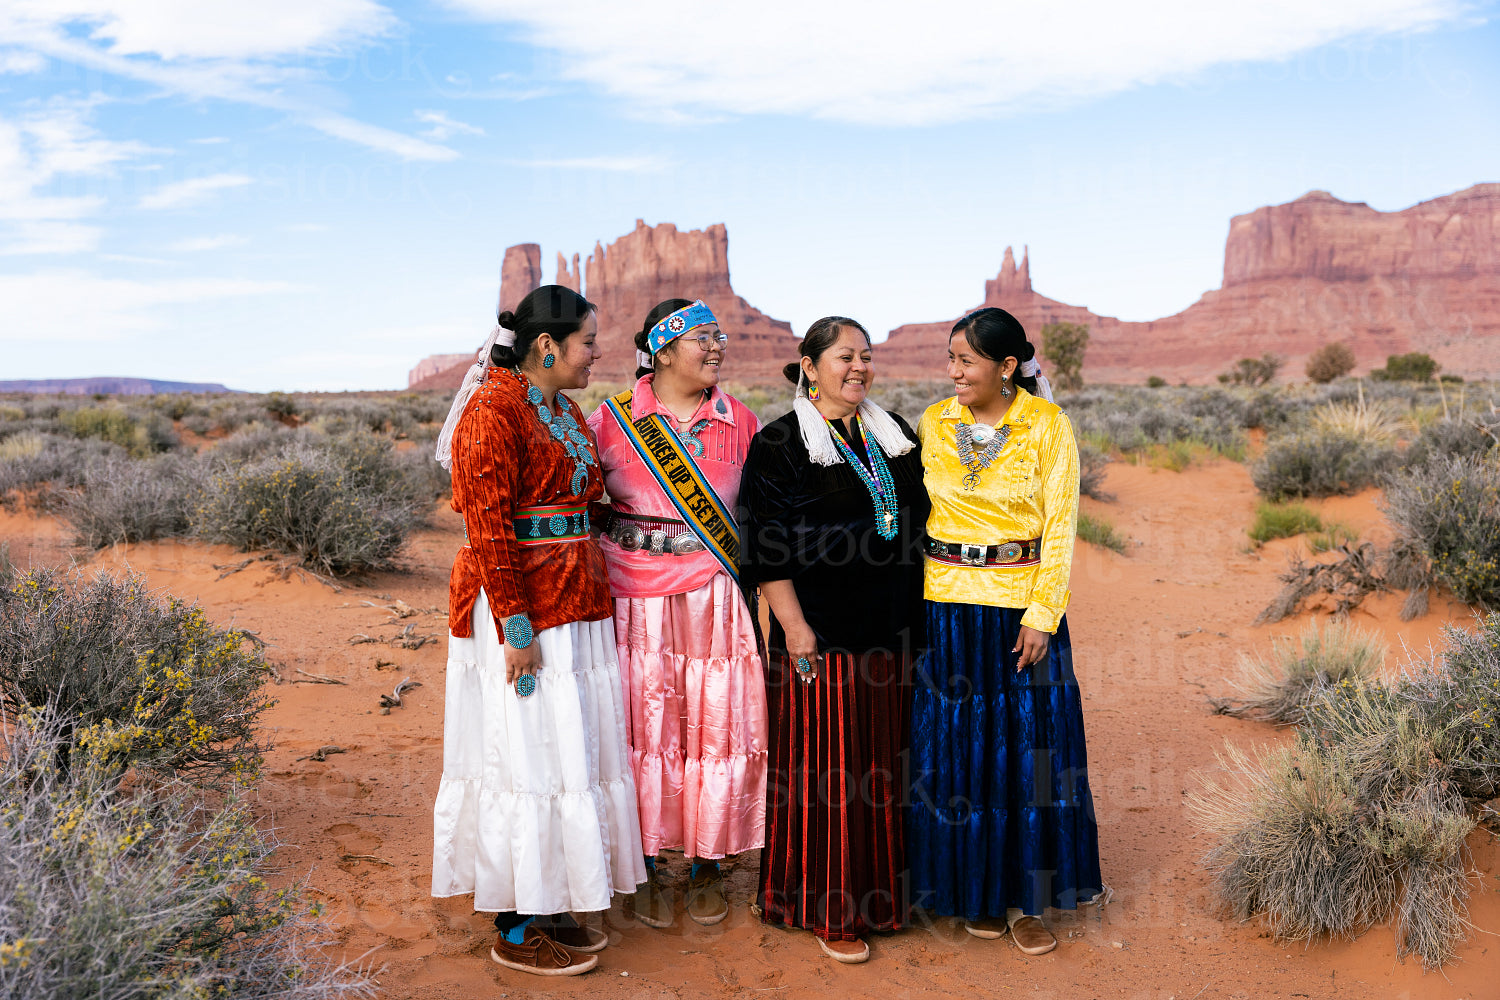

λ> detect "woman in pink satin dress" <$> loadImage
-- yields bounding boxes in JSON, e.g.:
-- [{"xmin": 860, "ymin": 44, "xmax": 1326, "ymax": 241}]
[{"xmin": 586, "ymin": 299, "xmax": 767, "ymax": 928}]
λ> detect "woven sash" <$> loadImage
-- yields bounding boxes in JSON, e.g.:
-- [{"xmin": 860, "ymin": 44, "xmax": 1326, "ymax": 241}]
[{"xmin": 603, "ymin": 390, "xmax": 739, "ymax": 581}]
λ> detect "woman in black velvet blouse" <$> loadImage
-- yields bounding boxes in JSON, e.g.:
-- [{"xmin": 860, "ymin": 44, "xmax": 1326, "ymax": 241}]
[{"xmin": 738, "ymin": 316, "xmax": 929, "ymax": 965}]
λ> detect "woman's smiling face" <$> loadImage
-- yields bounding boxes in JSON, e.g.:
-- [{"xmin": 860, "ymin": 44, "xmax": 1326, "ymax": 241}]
[
  {"xmin": 805, "ymin": 324, "xmax": 874, "ymax": 411},
  {"xmin": 947, "ymin": 330, "xmax": 1011, "ymax": 411}
]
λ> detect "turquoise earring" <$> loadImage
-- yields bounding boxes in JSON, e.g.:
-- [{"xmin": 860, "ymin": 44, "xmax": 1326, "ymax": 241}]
[{"xmin": 543, "ymin": 354, "xmax": 555, "ymax": 368}]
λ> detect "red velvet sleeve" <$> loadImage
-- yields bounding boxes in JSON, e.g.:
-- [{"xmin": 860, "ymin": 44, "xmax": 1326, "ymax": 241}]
[{"xmin": 451, "ymin": 397, "xmax": 530, "ymax": 630}]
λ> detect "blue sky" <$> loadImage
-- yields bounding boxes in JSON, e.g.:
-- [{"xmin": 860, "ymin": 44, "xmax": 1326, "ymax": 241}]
[{"xmin": 1, "ymin": 1, "xmax": 1496, "ymax": 391}]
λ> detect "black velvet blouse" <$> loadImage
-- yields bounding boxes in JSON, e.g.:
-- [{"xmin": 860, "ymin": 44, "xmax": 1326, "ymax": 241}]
[{"xmin": 738, "ymin": 409, "xmax": 930, "ymax": 656}]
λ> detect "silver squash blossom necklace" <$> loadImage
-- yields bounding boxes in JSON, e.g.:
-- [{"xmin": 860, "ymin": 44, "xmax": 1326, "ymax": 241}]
[{"xmin": 955, "ymin": 422, "xmax": 1010, "ymax": 491}]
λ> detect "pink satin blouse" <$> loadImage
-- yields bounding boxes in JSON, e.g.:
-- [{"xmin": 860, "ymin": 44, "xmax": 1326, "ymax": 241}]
[{"xmin": 587, "ymin": 375, "xmax": 760, "ymax": 599}]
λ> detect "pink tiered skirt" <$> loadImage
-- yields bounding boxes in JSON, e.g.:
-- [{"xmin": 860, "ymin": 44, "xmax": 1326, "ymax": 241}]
[{"xmin": 613, "ymin": 572, "xmax": 768, "ymax": 859}]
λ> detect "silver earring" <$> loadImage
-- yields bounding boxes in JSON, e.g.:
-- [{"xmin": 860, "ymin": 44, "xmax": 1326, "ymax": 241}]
[{"xmin": 1000, "ymin": 378, "xmax": 1011, "ymax": 399}]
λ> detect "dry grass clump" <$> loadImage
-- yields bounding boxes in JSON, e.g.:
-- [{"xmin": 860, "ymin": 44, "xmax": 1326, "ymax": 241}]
[
  {"xmin": 1310, "ymin": 395, "xmax": 1407, "ymax": 442},
  {"xmin": 1196, "ymin": 613, "xmax": 1500, "ymax": 967},
  {"xmin": 1076, "ymin": 511, "xmax": 1127, "ymax": 553},
  {"xmin": 1213, "ymin": 620, "xmax": 1386, "ymax": 724}
]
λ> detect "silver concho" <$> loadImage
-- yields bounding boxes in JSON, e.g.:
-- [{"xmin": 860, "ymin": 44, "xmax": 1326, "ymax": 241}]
[
  {"xmin": 996, "ymin": 541, "xmax": 1024, "ymax": 563},
  {"xmin": 671, "ymin": 534, "xmax": 706, "ymax": 555},
  {"xmin": 647, "ymin": 529, "xmax": 669, "ymax": 555},
  {"xmin": 616, "ymin": 525, "xmax": 645, "ymax": 551}
]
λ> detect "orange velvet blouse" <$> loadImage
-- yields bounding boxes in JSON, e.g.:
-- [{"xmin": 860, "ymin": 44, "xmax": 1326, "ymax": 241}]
[{"xmin": 448, "ymin": 367, "xmax": 612, "ymax": 639}]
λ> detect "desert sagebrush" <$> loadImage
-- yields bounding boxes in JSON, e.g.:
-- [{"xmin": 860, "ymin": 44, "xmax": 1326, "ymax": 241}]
[
  {"xmin": 0, "ymin": 568, "xmax": 272, "ymax": 785},
  {"xmin": 0, "ymin": 708, "xmax": 377, "ymax": 1000},
  {"xmin": 1381, "ymin": 453, "xmax": 1500, "ymax": 607}
]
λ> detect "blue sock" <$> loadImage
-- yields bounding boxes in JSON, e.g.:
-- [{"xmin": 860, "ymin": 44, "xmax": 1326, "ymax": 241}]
[
  {"xmin": 644, "ymin": 855, "xmax": 656, "ymax": 872},
  {"xmin": 690, "ymin": 861, "xmax": 717, "ymax": 879},
  {"xmin": 501, "ymin": 917, "xmax": 535, "ymax": 944}
]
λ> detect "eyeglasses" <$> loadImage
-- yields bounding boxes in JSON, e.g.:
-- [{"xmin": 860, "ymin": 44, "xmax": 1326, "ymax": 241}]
[{"xmin": 687, "ymin": 331, "xmax": 729, "ymax": 351}]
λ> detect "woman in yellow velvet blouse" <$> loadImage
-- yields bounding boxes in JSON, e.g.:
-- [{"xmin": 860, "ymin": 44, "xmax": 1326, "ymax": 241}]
[{"xmin": 907, "ymin": 307, "xmax": 1103, "ymax": 957}]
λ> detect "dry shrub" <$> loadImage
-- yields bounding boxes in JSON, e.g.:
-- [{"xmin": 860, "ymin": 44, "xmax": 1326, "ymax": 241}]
[
  {"xmin": 0, "ymin": 709, "xmax": 377, "ymax": 1000},
  {"xmin": 1252, "ymin": 429, "xmax": 1397, "ymax": 500},
  {"xmin": 1192, "ymin": 739, "xmax": 1395, "ymax": 942},
  {"xmin": 1213, "ymin": 620, "xmax": 1386, "ymax": 725},
  {"xmin": 1382, "ymin": 454, "xmax": 1500, "ymax": 607},
  {"xmin": 192, "ymin": 431, "xmax": 430, "ymax": 575},
  {"xmin": 0, "ymin": 568, "xmax": 272, "ymax": 786},
  {"xmin": 1256, "ymin": 542, "xmax": 1386, "ymax": 624},
  {"xmin": 59, "ymin": 452, "xmax": 200, "ymax": 548},
  {"xmin": 1198, "ymin": 613, "xmax": 1500, "ymax": 967}
]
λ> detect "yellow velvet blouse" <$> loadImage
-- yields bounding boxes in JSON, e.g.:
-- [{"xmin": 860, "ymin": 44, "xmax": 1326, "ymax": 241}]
[{"xmin": 918, "ymin": 387, "xmax": 1079, "ymax": 633}]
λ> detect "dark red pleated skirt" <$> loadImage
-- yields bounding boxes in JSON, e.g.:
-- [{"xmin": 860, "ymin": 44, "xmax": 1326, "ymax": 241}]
[{"xmin": 756, "ymin": 649, "xmax": 910, "ymax": 941}]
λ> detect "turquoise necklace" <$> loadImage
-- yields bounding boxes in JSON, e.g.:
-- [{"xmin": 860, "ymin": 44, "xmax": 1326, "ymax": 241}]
[
  {"xmin": 828, "ymin": 415, "xmax": 899, "ymax": 541},
  {"xmin": 523, "ymin": 377, "xmax": 596, "ymax": 494}
]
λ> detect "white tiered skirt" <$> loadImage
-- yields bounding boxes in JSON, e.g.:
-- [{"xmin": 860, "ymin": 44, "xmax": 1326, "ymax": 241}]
[{"xmin": 431, "ymin": 589, "xmax": 647, "ymax": 914}]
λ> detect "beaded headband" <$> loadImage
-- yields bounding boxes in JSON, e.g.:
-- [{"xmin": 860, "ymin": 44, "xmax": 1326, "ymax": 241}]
[{"xmin": 647, "ymin": 299, "xmax": 717, "ymax": 355}]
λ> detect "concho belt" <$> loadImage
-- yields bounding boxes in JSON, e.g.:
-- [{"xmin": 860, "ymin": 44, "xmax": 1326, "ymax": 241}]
[
  {"xmin": 605, "ymin": 513, "xmax": 706, "ymax": 556},
  {"xmin": 924, "ymin": 534, "xmax": 1042, "ymax": 567}
]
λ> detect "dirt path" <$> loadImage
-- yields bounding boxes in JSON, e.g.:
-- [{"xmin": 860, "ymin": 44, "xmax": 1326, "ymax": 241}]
[{"xmin": 6, "ymin": 459, "xmax": 1495, "ymax": 999}]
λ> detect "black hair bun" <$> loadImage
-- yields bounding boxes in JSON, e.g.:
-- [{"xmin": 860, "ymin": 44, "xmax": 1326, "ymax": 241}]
[
  {"xmin": 782, "ymin": 361, "xmax": 802, "ymax": 385},
  {"xmin": 497, "ymin": 310, "xmax": 517, "ymax": 330}
]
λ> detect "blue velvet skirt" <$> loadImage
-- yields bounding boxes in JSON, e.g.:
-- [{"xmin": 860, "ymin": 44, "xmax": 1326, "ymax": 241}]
[{"xmin": 907, "ymin": 602, "xmax": 1102, "ymax": 920}]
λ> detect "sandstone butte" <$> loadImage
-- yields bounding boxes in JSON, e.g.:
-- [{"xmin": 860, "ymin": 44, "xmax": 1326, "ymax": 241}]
[
  {"xmin": 409, "ymin": 221, "xmax": 799, "ymax": 390},
  {"xmin": 410, "ymin": 183, "xmax": 1500, "ymax": 389},
  {"xmin": 881, "ymin": 183, "xmax": 1500, "ymax": 382}
]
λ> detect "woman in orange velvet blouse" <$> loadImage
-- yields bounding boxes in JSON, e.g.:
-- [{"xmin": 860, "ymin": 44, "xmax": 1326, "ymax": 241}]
[{"xmin": 431, "ymin": 285, "xmax": 645, "ymax": 978}]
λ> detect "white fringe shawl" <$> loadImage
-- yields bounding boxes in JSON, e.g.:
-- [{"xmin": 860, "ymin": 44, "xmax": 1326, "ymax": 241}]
[
  {"xmin": 433, "ymin": 325, "xmax": 512, "ymax": 472},
  {"xmin": 793, "ymin": 370, "xmax": 915, "ymax": 467}
]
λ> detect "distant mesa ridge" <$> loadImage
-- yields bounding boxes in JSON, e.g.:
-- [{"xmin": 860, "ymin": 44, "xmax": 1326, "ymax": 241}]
[
  {"xmin": 0, "ymin": 377, "xmax": 238, "ymax": 395},
  {"xmin": 411, "ymin": 182, "xmax": 1500, "ymax": 388}
]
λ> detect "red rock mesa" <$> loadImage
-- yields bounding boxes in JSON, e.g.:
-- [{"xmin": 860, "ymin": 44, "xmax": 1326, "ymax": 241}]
[
  {"xmin": 410, "ymin": 221, "xmax": 799, "ymax": 389},
  {"xmin": 880, "ymin": 184, "xmax": 1500, "ymax": 383}
]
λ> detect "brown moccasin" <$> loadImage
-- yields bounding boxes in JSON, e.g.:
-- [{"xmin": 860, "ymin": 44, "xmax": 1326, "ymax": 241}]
[
  {"xmin": 686, "ymin": 869, "xmax": 728, "ymax": 926},
  {"xmin": 490, "ymin": 927, "xmax": 599, "ymax": 976},
  {"xmin": 1008, "ymin": 915, "xmax": 1057, "ymax": 956},
  {"xmin": 817, "ymin": 937, "xmax": 870, "ymax": 964}
]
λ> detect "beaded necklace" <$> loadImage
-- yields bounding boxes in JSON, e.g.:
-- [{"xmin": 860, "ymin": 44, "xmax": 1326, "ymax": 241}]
[
  {"xmin": 955, "ymin": 421, "xmax": 1011, "ymax": 491},
  {"xmin": 518, "ymin": 372, "xmax": 596, "ymax": 494},
  {"xmin": 827, "ymin": 415, "xmax": 899, "ymax": 540}
]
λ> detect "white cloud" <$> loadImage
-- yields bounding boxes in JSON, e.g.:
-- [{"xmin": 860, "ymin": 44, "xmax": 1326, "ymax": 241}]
[
  {"xmin": 0, "ymin": 50, "xmax": 47, "ymax": 73},
  {"xmin": 0, "ymin": 269, "xmax": 301, "ymax": 340},
  {"xmin": 188, "ymin": 136, "xmax": 230, "ymax": 145},
  {"xmin": 2, "ymin": 0, "xmax": 393, "ymax": 62},
  {"xmin": 1, "ymin": 3, "xmax": 459, "ymax": 162},
  {"xmin": 443, "ymin": 0, "xmax": 1474, "ymax": 124},
  {"xmin": 0, "ymin": 101, "xmax": 148, "ymax": 253},
  {"xmin": 166, "ymin": 234, "xmax": 249, "ymax": 252},
  {"xmin": 505, "ymin": 155, "xmax": 670, "ymax": 172},
  {"xmin": 0, "ymin": 221, "xmax": 102, "ymax": 255},
  {"xmin": 415, "ymin": 109, "xmax": 485, "ymax": 140},
  {"xmin": 138, "ymin": 173, "xmax": 252, "ymax": 210}
]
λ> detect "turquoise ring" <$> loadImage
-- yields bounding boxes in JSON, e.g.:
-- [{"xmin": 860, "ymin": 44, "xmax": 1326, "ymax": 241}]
[
  {"xmin": 795, "ymin": 657, "xmax": 813, "ymax": 674},
  {"xmin": 516, "ymin": 673, "xmax": 537, "ymax": 697}
]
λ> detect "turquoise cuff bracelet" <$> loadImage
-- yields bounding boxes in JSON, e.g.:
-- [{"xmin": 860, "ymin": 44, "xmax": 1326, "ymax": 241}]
[{"xmin": 502, "ymin": 613, "xmax": 535, "ymax": 649}]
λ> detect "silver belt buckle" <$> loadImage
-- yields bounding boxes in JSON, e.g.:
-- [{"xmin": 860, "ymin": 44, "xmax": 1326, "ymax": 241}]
[
  {"xmin": 995, "ymin": 541, "xmax": 1024, "ymax": 563},
  {"xmin": 671, "ymin": 533, "xmax": 705, "ymax": 555},
  {"xmin": 615, "ymin": 524, "xmax": 645, "ymax": 551},
  {"xmin": 960, "ymin": 543, "xmax": 987, "ymax": 566},
  {"xmin": 647, "ymin": 529, "xmax": 669, "ymax": 555}
]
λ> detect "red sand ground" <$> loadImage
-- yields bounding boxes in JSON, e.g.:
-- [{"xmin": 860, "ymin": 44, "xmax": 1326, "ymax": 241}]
[{"xmin": 3, "ymin": 459, "xmax": 1497, "ymax": 999}]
